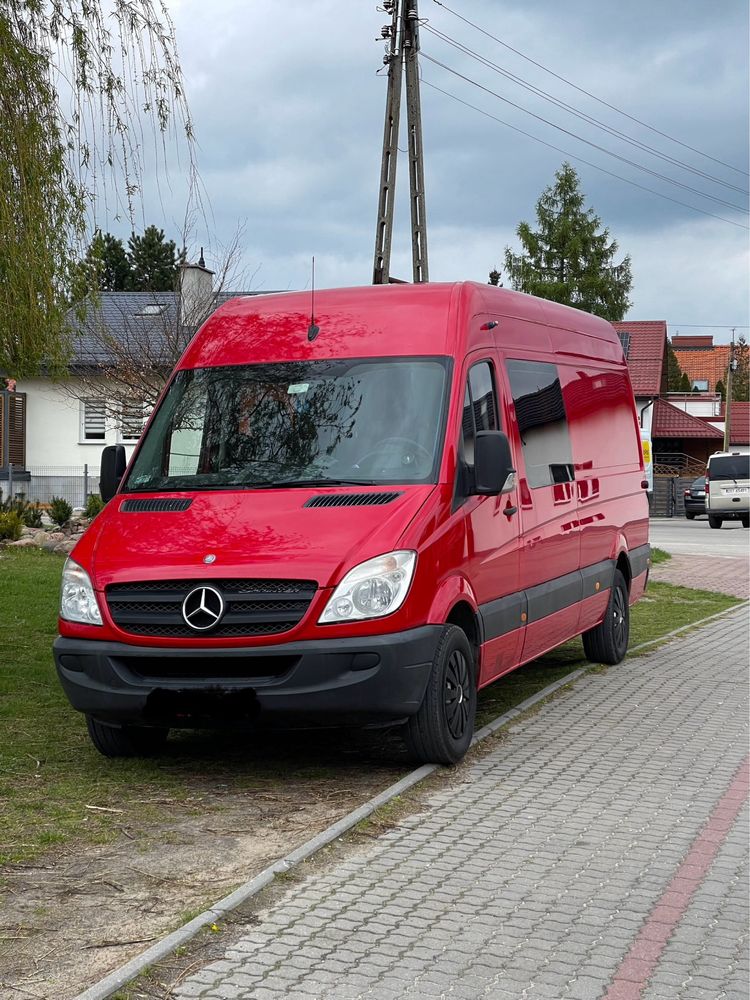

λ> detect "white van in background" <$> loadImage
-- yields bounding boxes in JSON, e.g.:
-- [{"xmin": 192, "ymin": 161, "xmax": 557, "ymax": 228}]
[{"xmin": 705, "ymin": 451, "xmax": 750, "ymax": 529}]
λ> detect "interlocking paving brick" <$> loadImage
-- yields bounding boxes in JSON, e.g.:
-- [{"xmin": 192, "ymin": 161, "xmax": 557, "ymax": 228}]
[{"xmin": 174, "ymin": 609, "xmax": 748, "ymax": 1000}]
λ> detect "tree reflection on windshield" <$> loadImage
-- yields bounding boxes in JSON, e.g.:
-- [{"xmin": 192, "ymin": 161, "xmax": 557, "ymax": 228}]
[{"xmin": 125, "ymin": 357, "xmax": 448, "ymax": 491}]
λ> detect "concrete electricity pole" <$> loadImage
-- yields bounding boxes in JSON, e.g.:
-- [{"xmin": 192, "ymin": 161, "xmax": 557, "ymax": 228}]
[
  {"xmin": 723, "ymin": 328, "xmax": 737, "ymax": 452},
  {"xmin": 373, "ymin": 0, "xmax": 429, "ymax": 285}
]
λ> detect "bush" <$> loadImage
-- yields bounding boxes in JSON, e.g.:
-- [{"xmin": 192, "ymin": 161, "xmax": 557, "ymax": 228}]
[
  {"xmin": 49, "ymin": 496, "xmax": 73, "ymax": 529},
  {"xmin": 0, "ymin": 511, "xmax": 23, "ymax": 541},
  {"xmin": 84, "ymin": 493, "xmax": 105, "ymax": 520},
  {"xmin": 0, "ymin": 496, "xmax": 42, "ymax": 528},
  {"xmin": 23, "ymin": 503, "xmax": 43, "ymax": 529}
]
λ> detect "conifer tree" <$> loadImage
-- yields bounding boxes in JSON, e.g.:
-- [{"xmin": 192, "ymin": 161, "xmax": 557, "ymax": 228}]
[
  {"xmin": 84, "ymin": 232, "xmax": 131, "ymax": 292},
  {"xmin": 503, "ymin": 163, "xmax": 633, "ymax": 321},
  {"xmin": 127, "ymin": 226, "xmax": 182, "ymax": 292}
]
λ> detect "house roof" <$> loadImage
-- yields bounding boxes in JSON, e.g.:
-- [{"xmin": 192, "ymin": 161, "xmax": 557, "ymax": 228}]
[
  {"xmin": 612, "ymin": 321, "xmax": 667, "ymax": 396},
  {"xmin": 68, "ymin": 290, "xmax": 261, "ymax": 367},
  {"xmin": 722, "ymin": 401, "xmax": 750, "ymax": 445},
  {"xmin": 652, "ymin": 397, "xmax": 724, "ymax": 439},
  {"xmin": 673, "ymin": 342, "xmax": 731, "ymax": 393}
]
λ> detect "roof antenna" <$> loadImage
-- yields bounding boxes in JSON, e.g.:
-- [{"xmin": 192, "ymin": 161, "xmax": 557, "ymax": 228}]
[{"xmin": 307, "ymin": 256, "xmax": 320, "ymax": 341}]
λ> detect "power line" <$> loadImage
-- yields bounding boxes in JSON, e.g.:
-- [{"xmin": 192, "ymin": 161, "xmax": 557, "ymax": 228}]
[
  {"xmin": 430, "ymin": 0, "xmax": 750, "ymax": 179},
  {"xmin": 421, "ymin": 54, "xmax": 748, "ymax": 215},
  {"xmin": 421, "ymin": 77, "xmax": 749, "ymax": 231},
  {"xmin": 421, "ymin": 23, "xmax": 749, "ymax": 198}
]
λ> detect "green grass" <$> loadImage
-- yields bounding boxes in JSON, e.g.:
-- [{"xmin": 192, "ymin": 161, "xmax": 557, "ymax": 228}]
[
  {"xmin": 0, "ymin": 548, "xmax": 741, "ymax": 867},
  {"xmin": 650, "ymin": 547, "xmax": 671, "ymax": 564}
]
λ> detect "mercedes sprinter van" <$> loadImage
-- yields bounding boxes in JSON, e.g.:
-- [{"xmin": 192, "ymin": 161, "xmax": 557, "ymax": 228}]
[{"xmin": 55, "ymin": 283, "xmax": 650, "ymax": 764}]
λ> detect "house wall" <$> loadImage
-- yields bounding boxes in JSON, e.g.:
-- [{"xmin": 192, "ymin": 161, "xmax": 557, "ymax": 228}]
[{"xmin": 15, "ymin": 376, "xmax": 141, "ymax": 468}]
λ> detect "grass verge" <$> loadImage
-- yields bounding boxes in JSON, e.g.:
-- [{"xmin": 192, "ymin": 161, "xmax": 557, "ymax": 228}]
[{"xmin": 0, "ymin": 548, "xmax": 740, "ymax": 866}]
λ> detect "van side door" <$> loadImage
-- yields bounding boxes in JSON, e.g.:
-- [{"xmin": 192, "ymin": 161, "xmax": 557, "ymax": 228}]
[
  {"xmin": 455, "ymin": 354, "xmax": 523, "ymax": 684},
  {"xmin": 501, "ymin": 356, "xmax": 581, "ymax": 664}
]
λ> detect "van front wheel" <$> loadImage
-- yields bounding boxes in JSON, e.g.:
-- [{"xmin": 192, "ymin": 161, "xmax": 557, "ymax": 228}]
[
  {"xmin": 86, "ymin": 716, "xmax": 169, "ymax": 758},
  {"xmin": 582, "ymin": 569, "xmax": 629, "ymax": 665},
  {"xmin": 404, "ymin": 625, "xmax": 476, "ymax": 766}
]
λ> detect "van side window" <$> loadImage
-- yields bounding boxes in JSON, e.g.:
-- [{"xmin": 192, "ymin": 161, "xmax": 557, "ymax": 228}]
[
  {"xmin": 506, "ymin": 360, "xmax": 574, "ymax": 488},
  {"xmin": 458, "ymin": 361, "xmax": 498, "ymax": 494}
]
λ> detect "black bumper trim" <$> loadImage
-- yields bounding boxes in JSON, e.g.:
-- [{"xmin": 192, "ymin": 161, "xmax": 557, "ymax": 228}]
[{"xmin": 54, "ymin": 627, "xmax": 443, "ymax": 728}]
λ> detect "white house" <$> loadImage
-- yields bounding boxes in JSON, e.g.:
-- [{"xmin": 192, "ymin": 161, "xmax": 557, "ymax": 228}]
[{"xmin": 1, "ymin": 262, "xmax": 263, "ymax": 505}]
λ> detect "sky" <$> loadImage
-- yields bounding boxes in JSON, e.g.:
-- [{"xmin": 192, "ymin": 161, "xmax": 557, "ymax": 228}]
[{"xmin": 113, "ymin": 0, "xmax": 749, "ymax": 344}]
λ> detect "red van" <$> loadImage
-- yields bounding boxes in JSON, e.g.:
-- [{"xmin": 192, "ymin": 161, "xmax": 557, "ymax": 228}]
[{"xmin": 55, "ymin": 283, "xmax": 650, "ymax": 764}]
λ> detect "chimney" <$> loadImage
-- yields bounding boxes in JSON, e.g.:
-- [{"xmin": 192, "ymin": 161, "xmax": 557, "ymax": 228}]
[{"xmin": 179, "ymin": 250, "xmax": 215, "ymax": 327}]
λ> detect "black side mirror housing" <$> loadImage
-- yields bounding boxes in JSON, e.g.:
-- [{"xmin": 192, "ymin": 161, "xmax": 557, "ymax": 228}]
[
  {"xmin": 474, "ymin": 431, "xmax": 516, "ymax": 495},
  {"xmin": 100, "ymin": 445, "xmax": 127, "ymax": 503}
]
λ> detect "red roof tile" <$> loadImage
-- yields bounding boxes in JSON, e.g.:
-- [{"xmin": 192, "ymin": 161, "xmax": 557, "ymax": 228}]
[
  {"xmin": 673, "ymin": 344, "xmax": 731, "ymax": 393},
  {"xmin": 722, "ymin": 401, "xmax": 750, "ymax": 446},
  {"xmin": 614, "ymin": 321, "xmax": 667, "ymax": 396},
  {"xmin": 652, "ymin": 398, "xmax": 725, "ymax": 439}
]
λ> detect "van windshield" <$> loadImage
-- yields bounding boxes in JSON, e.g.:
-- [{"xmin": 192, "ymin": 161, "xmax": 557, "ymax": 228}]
[
  {"xmin": 124, "ymin": 357, "xmax": 450, "ymax": 492},
  {"xmin": 709, "ymin": 454, "xmax": 750, "ymax": 481}
]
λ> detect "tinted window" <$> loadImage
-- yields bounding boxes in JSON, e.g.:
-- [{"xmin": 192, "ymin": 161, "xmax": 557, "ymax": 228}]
[
  {"xmin": 506, "ymin": 360, "xmax": 574, "ymax": 488},
  {"xmin": 709, "ymin": 454, "xmax": 750, "ymax": 481}
]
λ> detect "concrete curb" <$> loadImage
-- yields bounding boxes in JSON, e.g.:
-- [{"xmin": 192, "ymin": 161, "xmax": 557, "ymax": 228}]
[{"xmin": 74, "ymin": 602, "xmax": 748, "ymax": 1000}]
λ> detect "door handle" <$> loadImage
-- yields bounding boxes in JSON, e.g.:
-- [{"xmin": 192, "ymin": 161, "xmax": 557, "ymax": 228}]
[{"xmin": 503, "ymin": 504, "xmax": 517, "ymax": 518}]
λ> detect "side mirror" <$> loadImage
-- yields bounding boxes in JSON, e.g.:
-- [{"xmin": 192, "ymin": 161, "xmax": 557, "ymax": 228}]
[
  {"xmin": 474, "ymin": 431, "xmax": 516, "ymax": 496},
  {"xmin": 100, "ymin": 445, "xmax": 127, "ymax": 503}
]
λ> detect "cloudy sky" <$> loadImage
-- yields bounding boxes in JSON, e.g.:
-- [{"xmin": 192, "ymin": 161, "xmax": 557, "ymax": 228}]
[{"xmin": 122, "ymin": 0, "xmax": 749, "ymax": 343}]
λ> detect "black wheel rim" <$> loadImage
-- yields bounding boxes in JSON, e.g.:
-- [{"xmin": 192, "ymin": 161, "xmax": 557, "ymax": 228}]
[
  {"xmin": 613, "ymin": 585, "xmax": 628, "ymax": 653},
  {"xmin": 444, "ymin": 649, "xmax": 471, "ymax": 740}
]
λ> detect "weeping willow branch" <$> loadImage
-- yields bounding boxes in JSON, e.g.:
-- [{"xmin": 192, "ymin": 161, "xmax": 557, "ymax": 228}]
[{"xmin": 0, "ymin": 2, "xmax": 196, "ymax": 379}]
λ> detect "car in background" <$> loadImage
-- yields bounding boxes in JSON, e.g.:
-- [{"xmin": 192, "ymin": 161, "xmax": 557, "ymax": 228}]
[
  {"xmin": 705, "ymin": 451, "xmax": 750, "ymax": 529},
  {"xmin": 684, "ymin": 476, "xmax": 707, "ymax": 519}
]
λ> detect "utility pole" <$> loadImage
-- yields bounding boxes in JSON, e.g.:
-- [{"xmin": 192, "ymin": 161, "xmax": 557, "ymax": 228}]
[
  {"xmin": 373, "ymin": 0, "xmax": 429, "ymax": 284},
  {"xmin": 723, "ymin": 328, "xmax": 736, "ymax": 452}
]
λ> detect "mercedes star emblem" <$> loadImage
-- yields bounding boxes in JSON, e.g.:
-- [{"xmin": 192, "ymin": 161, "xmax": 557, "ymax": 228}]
[{"xmin": 181, "ymin": 585, "xmax": 225, "ymax": 631}]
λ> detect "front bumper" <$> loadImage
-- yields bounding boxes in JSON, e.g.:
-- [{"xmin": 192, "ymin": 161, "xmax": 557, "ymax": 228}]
[{"xmin": 53, "ymin": 626, "xmax": 442, "ymax": 729}]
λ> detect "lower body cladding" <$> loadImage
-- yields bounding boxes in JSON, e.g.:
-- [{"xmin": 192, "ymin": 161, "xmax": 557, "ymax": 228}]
[{"xmin": 53, "ymin": 626, "xmax": 443, "ymax": 730}]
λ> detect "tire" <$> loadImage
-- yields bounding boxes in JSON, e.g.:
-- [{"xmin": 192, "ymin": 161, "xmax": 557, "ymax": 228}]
[
  {"xmin": 708, "ymin": 515, "xmax": 722, "ymax": 529},
  {"xmin": 685, "ymin": 512, "xmax": 695, "ymax": 520},
  {"xmin": 86, "ymin": 716, "xmax": 169, "ymax": 758},
  {"xmin": 582, "ymin": 569, "xmax": 630, "ymax": 665},
  {"xmin": 404, "ymin": 625, "xmax": 476, "ymax": 765}
]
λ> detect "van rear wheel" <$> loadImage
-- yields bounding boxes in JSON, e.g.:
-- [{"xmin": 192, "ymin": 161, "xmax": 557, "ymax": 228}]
[
  {"xmin": 404, "ymin": 625, "xmax": 476, "ymax": 766},
  {"xmin": 582, "ymin": 569, "xmax": 629, "ymax": 665},
  {"xmin": 86, "ymin": 716, "xmax": 169, "ymax": 758},
  {"xmin": 708, "ymin": 515, "xmax": 722, "ymax": 529}
]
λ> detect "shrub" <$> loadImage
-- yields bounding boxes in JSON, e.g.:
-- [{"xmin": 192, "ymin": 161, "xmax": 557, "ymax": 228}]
[
  {"xmin": 0, "ymin": 511, "xmax": 23, "ymax": 541},
  {"xmin": 23, "ymin": 503, "xmax": 43, "ymax": 529},
  {"xmin": 49, "ymin": 496, "xmax": 73, "ymax": 529},
  {"xmin": 84, "ymin": 493, "xmax": 105, "ymax": 520}
]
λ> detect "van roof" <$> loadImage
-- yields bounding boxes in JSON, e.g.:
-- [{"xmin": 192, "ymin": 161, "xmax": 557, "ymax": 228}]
[{"xmin": 178, "ymin": 281, "xmax": 621, "ymax": 370}]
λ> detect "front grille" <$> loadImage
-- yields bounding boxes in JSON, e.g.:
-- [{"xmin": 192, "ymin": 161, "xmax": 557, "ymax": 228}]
[
  {"xmin": 118, "ymin": 654, "xmax": 299, "ymax": 680},
  {"xmin": 304, "ymin": 491, "xmax": 402, "ymax": 508},
  {"xmin": 106, "ymin": 578, "xmax": 317, "ymax": 639}
]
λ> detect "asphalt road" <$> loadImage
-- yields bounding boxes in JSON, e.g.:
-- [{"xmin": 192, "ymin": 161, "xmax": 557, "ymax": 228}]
[{"xmin": 649, "ymin": 516, "xmax": 749, "ymax": 559}]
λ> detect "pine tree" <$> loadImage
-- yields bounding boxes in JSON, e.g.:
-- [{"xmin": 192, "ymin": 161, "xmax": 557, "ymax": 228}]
[
  {"xmin": 666, "ymin": 341, "xmax": 685, "ymax": 391},
  {"xmin": 503, "ymin": 163, "xmax": 633, "ymax": 321},
  {"xmin": 715, "ymin": 379, "xmax": 726, "ymax": 401},
  {"xmin": 127, "ymin": 226, "xmax": 180, "ymax": 292},
  {"xmin": 84, "ymin": 232, "xmax": 131, "ymax": 292},
  {"xmin": 488, "ymin": 269, "xmax": 502, "ymax": 286},
  {"xmin": 679, "ymin": 372, "xmax": 691, "ymax": 392}
]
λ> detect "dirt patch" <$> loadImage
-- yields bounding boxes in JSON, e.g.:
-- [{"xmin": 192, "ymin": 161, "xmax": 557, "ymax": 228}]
[{"xmin": 0, "ymin": 729, "xmax": 409, "ymax": 1000}]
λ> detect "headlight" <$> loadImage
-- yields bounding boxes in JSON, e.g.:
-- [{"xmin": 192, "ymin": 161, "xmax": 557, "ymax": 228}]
[
  {"xmin": 319, "ymin": 551, "xmax": 416, "ymax": 624},
  {"xmin": 60, "ymin": 558, "xmax": 103, "ymax": 626}
]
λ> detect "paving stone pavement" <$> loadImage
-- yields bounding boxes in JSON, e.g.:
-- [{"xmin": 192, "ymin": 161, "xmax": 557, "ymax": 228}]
[
  {"xmin": 651, "ymin": 555, "xmax": 749, "ymax": 600},
  {"xmin": 174, "ymin": 608, "xmax": 749, "ymax": 1000}
]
